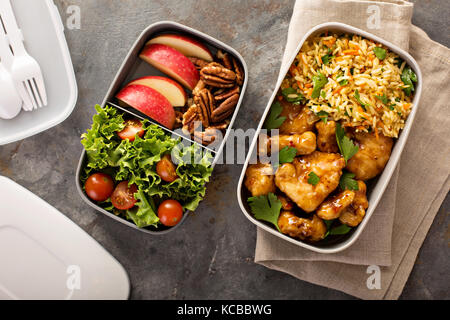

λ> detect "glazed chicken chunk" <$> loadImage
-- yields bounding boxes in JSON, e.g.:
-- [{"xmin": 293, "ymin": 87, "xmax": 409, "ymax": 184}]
[
  {"xmin": 346, "ymin": 132, "xmax": 393, "ymax": 181},
  {"xmin": 270, "ymin": 131, "xmax": 317, "ymax": 156},
  {"xmin": 315, "ymin": 120, "xmax": 339, "ymax": 153},
  {"xmin": 278, "ymin": 211, "xmax": 327, "ymax": 242},
  {"xmin": 244, "ymin": 163, "xmax": 276, "ymax": 197},
  {"xmin": 275, "ymin": 151, "xmax": 346, "ymax": 212},
  {"xmin": 279, "ymin": 100, "xmax": 319, "ymax": 135},
  {"xmin": 339, "ymin": 181, "xmax": 369, "ymax": 227},
  {"xmin": 316, "ymin": 190, "xmax": 355, "ymax": 220}
]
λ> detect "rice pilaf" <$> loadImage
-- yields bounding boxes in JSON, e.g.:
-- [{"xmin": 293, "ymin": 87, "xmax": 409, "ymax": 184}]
[{"xmin": 281, "ymin": 33, "xmax": 416, "ymax": 138}]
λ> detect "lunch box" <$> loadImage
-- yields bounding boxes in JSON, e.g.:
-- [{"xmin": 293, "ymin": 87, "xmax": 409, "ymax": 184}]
[
  {"xmin": 237, "ymin": 22, "xmax": 422, "ymax": 253},
  {"xmin": 76, "ymin": 21, "xmax": 248, "ymax": 235},
  {"xmin": 0, "ymin": 0, "xmax": 77, "ymax": 146}
]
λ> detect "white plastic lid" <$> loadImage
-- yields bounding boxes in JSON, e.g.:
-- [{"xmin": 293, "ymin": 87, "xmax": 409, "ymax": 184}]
[
  {"xmin": 0, "ymin": 176, "xmax": 130, "ymax": 299},
  {"xmin": 0, "ymin": 0, "xmax": 78, "ymax": 145}
]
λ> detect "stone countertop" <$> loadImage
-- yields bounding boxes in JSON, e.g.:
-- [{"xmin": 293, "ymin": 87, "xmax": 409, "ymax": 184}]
[{"xmin": 0, "ymin": 0, "xmax": 448, "ymax": 299}]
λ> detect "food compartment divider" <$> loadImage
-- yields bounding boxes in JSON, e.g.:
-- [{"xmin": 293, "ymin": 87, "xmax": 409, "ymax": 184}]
[{"xmin": 77, "ymin": 21, "xmax": 248, "ymax": 234}]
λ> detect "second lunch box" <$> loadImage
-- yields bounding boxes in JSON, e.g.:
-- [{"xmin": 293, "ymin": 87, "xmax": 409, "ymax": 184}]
[{"xmin": 76, "ymin": 21, "xmax": 248, "ymax": 234}]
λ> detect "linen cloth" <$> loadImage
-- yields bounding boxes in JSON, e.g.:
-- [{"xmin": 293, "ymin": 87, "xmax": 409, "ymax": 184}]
[{"xmin": 254, "ymin": 0, "xmax": 450, "ymax": 299}]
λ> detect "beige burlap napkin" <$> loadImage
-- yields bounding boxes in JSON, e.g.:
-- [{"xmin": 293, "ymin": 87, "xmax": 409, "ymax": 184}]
[{"xmin": 255, "ymin": 0, "xmax": 450, "ymax": 299}]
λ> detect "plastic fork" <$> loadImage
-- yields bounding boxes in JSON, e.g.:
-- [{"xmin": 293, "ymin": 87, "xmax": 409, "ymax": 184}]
[{"xmin": 0, "ymin": 0, "xmax": 47, "ymax": 111}]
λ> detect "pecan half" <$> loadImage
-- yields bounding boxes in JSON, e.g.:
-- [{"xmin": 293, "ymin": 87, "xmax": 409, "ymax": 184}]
[
  {"xmin": 192, "ymin": 79, "xmax": 206, "ymax": 97},
  {"xmin": 216, "ymin": 50, "xmax": 233, "ymax": 70},
  {"xmin": 194, "ymin": 128, "xmax": 219, "ymax": 145},
  {"xmin": 188, "ymin": 57, "xmax": 210, "ymax": 70},
  {"xmin": 194, "ymin": 88, "xmax": 215, "ymax": 127},
  {"xmin": 174, "ymin": 111, "xmax": 184, "ymax": 129},
  {"xmin": 200, "ymin": 63, "xmax": 236, "ymax": 88},
  {"xmin": 182, "ymin": 104, "xmax": 203, "ymax": 134},
  {"xmin": 232, "ymin": 58, "xmax": 245, "ymax": 86},
  {"xmin": 214, "ymin": 86, "xmax": 240, "ymax": 101},
  {"xmin": 211, "ymin": 93, "xmax": 239, "ymax": 122}
]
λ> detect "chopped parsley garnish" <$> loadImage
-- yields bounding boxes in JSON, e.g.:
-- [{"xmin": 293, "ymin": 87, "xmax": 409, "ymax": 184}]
[
  {"xmin": 373, "ymin": 47, "xmax": 386, "ymax": 60},
  {"xmin": 264, "ymin": 101, "xmax": 286, "ymax": 130},
  {"xmin": 311, "ymin": 73, "xmax": 328, "ymax": 99},
  {"xmin": 339, "ymin": 79, "xmax": 349, "ymax": 86},
  {"xmin": 282, "ymin": 87, "xmax": 305, "ymax": 105},
  {"xmin": 321, "ymin": 54, "xmax": 335, "ymax": 65},
  {"xmin": 375, "ymin": 93, "xmax": 389, "ymax": 105},
  {"xmin": 339, "ymin": 171, "xmax": 359, "ymax": 191},
  {"xmin": 336, "ymin": 123, "xmax": 359, "ymax": 164},
  {"xmin": 320, "ymin": 90, "xmax": 326, "ymax": 99},
  {"xmin": 354, "ymin": 89, "xmax": 371, "ymax": 111},
  {"xmin": 329, "ymin": 224, "xmax": 352, "ymax": 235},
  {"xmin": 278, "ymin": 146, "xmax": 297, "ymax": 165},
  {"xmin": 401, "ymin": 66, "xmax": 418, "ymax": 96},
  {"xmin": 247, "ymin": 193, "xmax": 283, "ymax": 232},
  {"xmin": 316, "ymin": 111, "xmax": 329, "ymax": 123},
  {"xmin": 308, "ymin": 172, "xmax": 320, "ymax": 186}
]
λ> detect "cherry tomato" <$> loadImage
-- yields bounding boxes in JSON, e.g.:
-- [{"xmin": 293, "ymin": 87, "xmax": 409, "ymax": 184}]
[
  {"xmin": 85, "ymin": 173, "xmax": 114, "ymax": 202},
  {"xmin": 117, "ymin": 119, "xmax": 145, "ymax": 141},
  {"xmin": 158, "ymin": 200, "xmax": 183, "ymax": 227},
  {"xmin": 111, "ymin": 181, "xmax": 138, "ymax": 210},
  {"xmin": 156, "ymin": 154, "xmax": 178, "ymax": 183}
]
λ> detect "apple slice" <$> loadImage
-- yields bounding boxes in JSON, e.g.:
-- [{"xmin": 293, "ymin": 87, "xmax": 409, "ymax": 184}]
[
  {"xmin": 127, "ymin": 76, "xmax": 187, "ymax": 107},
  {"xmin": 116, "ymin": 84, "xmax": 176, "ymax": 130},
  {"xmin": 147, "ymin": 34, "xmax": 213, "ymax": 62},
  {"xmin": 139, "ymin": 44, "xmax": 199, "ymax": 91}
]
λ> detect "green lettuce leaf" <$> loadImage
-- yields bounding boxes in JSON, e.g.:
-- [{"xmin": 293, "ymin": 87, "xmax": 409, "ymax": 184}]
[{"xmin": 80, "ymin": 105, "xmax": 213, "ymax": 228}]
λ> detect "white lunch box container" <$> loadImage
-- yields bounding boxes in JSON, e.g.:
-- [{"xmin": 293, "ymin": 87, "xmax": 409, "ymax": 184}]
[
  {"xmin": 237, "ymin": 22, "xmax": 422, "ymax": 254},
  {"xmin": 0, "ymin": 0, "xmax": 77, "ymax": 145}
]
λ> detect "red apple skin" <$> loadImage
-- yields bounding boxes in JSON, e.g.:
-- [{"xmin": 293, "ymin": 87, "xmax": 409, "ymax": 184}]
[
  {"xmin": 139, "ymin": 44, "xmax": 200, "ymax": 91},
  {"xmin": 147, "ymin": 34, "xmax": 214, "ymax": 62},
  {"xmin": 128, "ymin": 76, "xmax": 187, "ymax": 107},
  {"xmin": 116, "ymin": 84, "xmax": 176, "ymax": 129}
]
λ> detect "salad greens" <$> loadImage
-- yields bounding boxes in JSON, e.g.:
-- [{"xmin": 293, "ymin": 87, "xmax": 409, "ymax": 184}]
[{"xmin": 81, "ymin": 105, "xmax": 213, "ymax": 228}]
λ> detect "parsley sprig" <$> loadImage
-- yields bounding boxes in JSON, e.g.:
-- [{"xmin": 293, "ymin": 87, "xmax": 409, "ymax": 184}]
[
  {"xmin": 264, "ymin": 102, "xmax": 286, "ymax": 130},
  {"xmin": 339, "ymin": 171, "xmax": 359, "ymax": 191},
  {"xmin": 247, "ymin": 193, "xmax": 283, "ymax": 231},
  {"xmin": 335, "ymin": 123, "xmax": 359, "ymax": 164}
]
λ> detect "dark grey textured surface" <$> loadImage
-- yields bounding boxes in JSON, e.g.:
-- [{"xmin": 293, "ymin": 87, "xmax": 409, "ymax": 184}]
[{"xmin": 0, "ymin": 0, "xmax": 448, "ymax": 300}]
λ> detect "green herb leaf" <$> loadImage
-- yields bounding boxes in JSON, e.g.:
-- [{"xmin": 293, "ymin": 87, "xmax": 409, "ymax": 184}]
[
  {"xmin": 316, "ymin": 111, "xmax": 329, "ymax": 123},
  {"xmin": 320, "ymin": 90, "xmax": 326, "ymax": 99},
  {"xmin": 375, "ymin": 93, "xmax": 389, "ymax": 105},
  {"xmin": 339, "ymin": 79, "xmax": 349, "ymax": 86},
  {"xmin": 373, "ymin": 47, "xmax": 386, "ymax": 60},
  {"xmin": 282, "ymin": 87, "xmax": 305, "ymax": 105},
  {"xmin": 354, "ymin": 89, "xmax": 370, "ymax": 111},
  {"xmin": 401, "ymin": 66, "xmax": 418, "ymax": 96},
  {"xmin": 330, "ymin": 224, "xmax": 353, "ymax": 235},
  {"xmin": 321, "ymin": 54, "xmax": 335, "ymax": 65},
  {"xmin": 311, "ymin": 73, "xmax": 328, "ymax": 99},
  {"xmin": 278, "ymin": 146, "xmax": 297, "ymax": 164},
  {"xmin": 339, "ymin": 171, "xmax": 359, "ymax": 191},
  {"xmin": 264, "ymin": 102, "xmax": 286, "ymax": 130},
  {"xmin": 248, "ymin": 193, "xmax": 283, "ymax": 232},
  {"xmin": 308, "ymin": 172, "xmax": 320, "ymax": 186},
  {"xmin": 335, "ymin": 123, "xmax": 359, "ymax": 164}
]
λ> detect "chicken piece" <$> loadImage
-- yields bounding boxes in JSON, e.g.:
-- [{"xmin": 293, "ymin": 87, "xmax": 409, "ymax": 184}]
[
  {"xmin": 275, "ymin": 151, "xmax": 346, "ymax": 212},
  {"xmin": 270, "ymin": 131, "xmax": 316, "ymax": 155},
  {"xmin": 257, "ymin": 133, "xmax": 271, "ymax": 157},
  {"xmin": 315, "ymin": 120, "xmax": 339, "ymax": 153},
  {"xmin": 279, "ymin": 100, "xmax": 319, "ymax": 135},
  {"xmin": 244, "ymin": 163, "xmax": 275, "ymax": 197},
  {"xmin": 339, "ymin": 181, "xmax": 369, "ymax": 227},
  {"xmin": 278, "ymin": 211, "xmax": 327, "ymax": 242},
  {"xmin": 277, "ymin": 194, "xmax": 294, "ymax": 211},
  {"xmin": 316, "ymin": 190, "xmax": 355, "ymax": 220},
  {"xmin": 346, "ymin": 131, "xmax": 393, "ymax": 181}
]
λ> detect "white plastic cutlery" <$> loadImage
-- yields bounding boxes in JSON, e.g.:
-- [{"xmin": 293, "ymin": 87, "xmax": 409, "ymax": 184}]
[
  {"xmin": 0, "ymin": 22, "xmax": 21, "ymax": 119},
  {"xmin": 0, "ymin": 0, "xmax": 47, "ymax": 111}
]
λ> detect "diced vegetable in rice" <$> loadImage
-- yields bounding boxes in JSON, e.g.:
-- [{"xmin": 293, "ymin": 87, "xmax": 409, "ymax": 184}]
[{"xmin": 281, "ymin": 33, "xmax": 417, "ymax": 138}]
